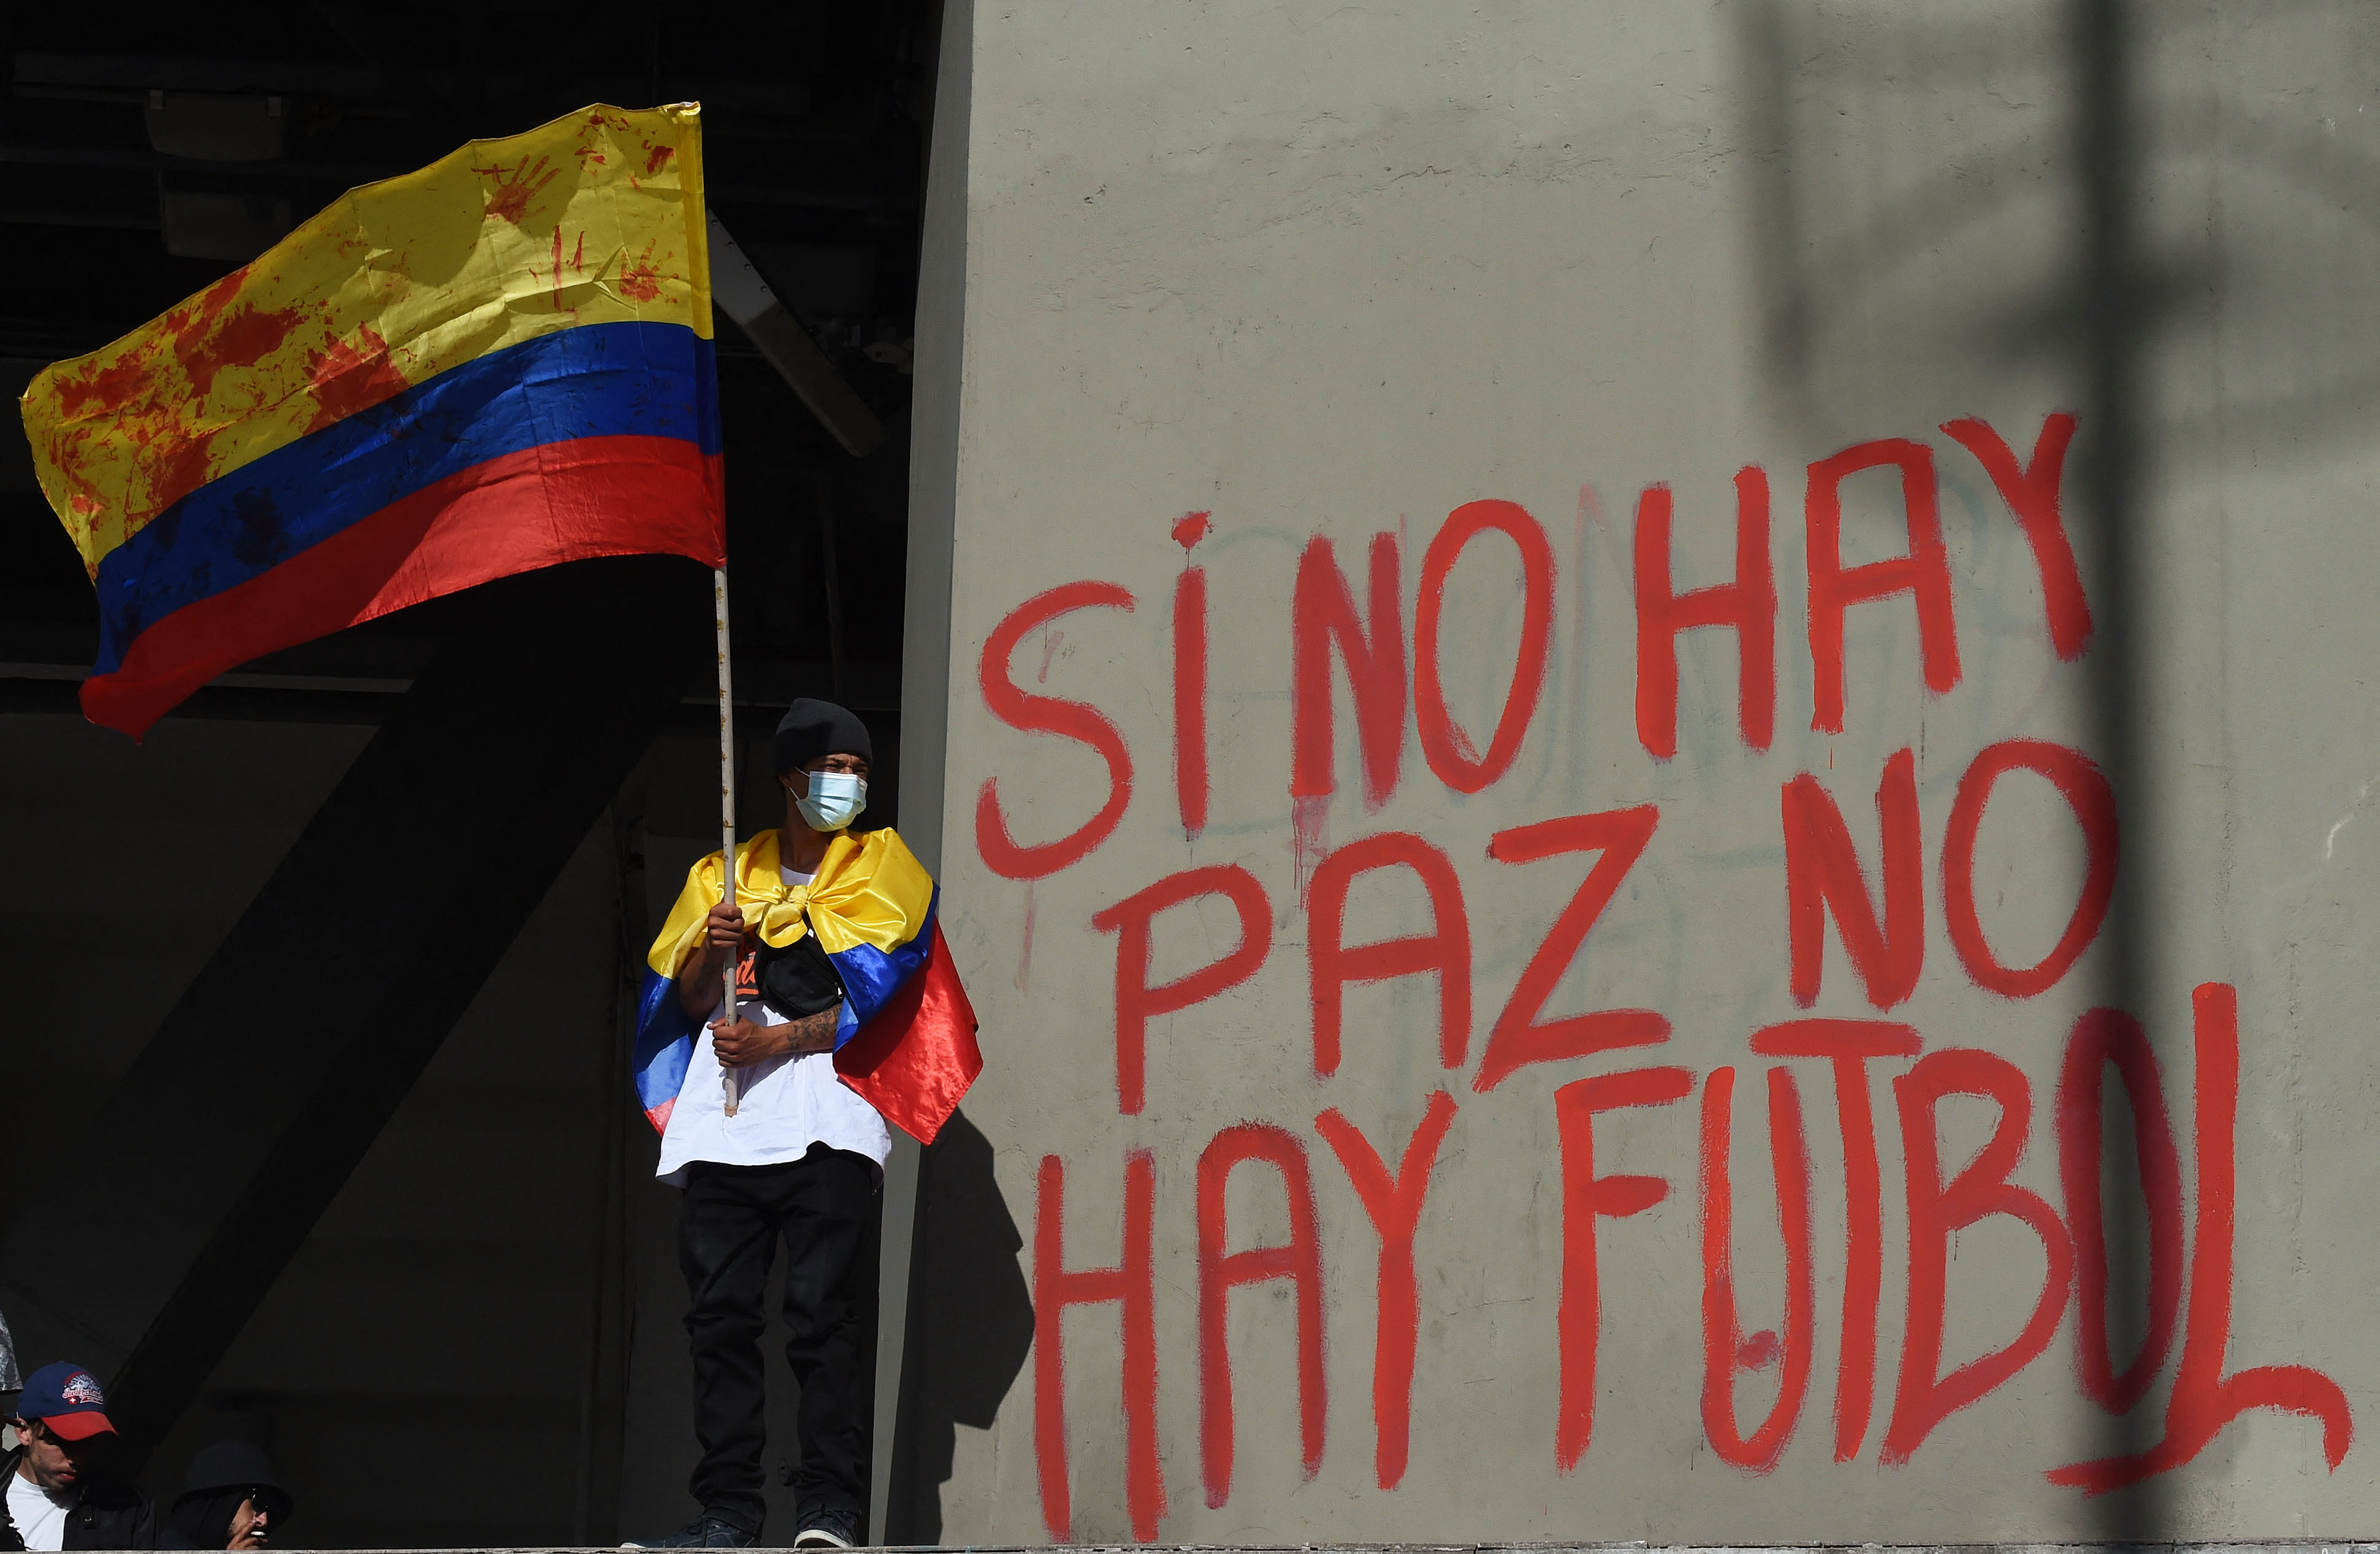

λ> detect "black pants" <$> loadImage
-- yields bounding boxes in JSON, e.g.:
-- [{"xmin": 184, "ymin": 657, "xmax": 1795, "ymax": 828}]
[{"xmin": 680, "ymin": 1146, "xmax": 877, "ymax": 1533}]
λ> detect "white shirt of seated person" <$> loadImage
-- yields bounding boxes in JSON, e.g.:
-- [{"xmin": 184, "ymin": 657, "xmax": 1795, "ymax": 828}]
[{"xmin": 8, "ymin": 1449, "xmax": 72, "ymax": 1552}]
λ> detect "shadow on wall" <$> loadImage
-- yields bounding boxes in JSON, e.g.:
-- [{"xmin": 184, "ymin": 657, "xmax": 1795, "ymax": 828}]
[
  {"xmin": 1731, "ymin": 0, "xmax": 2378, "ymax": 1541},
  {"xmin": 1732, "ymin": 0, "xmax": 2380, "ymax": 461},
  {"xmin": 885, "ymin": 1111, "xmax": 1032, "ymax": 1545}
]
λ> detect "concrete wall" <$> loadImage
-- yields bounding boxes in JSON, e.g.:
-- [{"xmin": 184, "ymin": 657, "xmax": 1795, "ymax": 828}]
[{"xmin": 912, "ymin": 0, "xmax": 2380, "ymax": 1542}]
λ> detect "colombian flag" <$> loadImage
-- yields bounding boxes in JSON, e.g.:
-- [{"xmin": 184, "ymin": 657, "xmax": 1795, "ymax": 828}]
[
  {"xmin": 18, "ymin": 104, "xmax": 722, "ymax": 737},
  {"xmin": 636, "ymin": 828, "xmax": 983, "ymax": 1146}
]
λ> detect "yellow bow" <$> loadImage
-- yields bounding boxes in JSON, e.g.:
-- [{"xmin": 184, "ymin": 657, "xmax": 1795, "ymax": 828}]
[
  {"xmin": 727, "ymin": 829, "xmax": 839, "ymax": 948},
  {"xmin": 649, "ymin": 828, "xmax": 936, "ymax": 981}
]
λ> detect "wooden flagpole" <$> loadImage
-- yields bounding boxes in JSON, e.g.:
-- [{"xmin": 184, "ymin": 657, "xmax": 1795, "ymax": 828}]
[{"xmin": 715, "ymin": 565, "xmax": 742, "ymax": 1118}]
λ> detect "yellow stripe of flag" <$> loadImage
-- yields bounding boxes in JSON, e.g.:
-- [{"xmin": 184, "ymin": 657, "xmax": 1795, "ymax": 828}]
[{"xmin": 21, "ymin": 102, "xmax": 711, "ymax": 577}]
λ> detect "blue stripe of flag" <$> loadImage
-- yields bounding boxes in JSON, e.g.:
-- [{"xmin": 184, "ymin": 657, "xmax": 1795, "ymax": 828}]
[
  {"xmin": 825, "ymin": 889, "xmax": 938, "ymax": 1049},
  {"xmin": 94, "ymin": 320, "xmax": 721, "ymax": 674},
  {"xmin": 633, "ymin": 964, "xmax": 700, "ymax": 1118}
]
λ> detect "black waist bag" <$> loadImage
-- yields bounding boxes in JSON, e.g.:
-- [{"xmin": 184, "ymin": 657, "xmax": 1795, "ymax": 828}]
[{"xmin": 753, "ymin": 923, "xmax": 847, "ymax": 1018}]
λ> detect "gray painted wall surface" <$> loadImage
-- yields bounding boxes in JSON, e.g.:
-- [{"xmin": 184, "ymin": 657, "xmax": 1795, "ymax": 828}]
[{"xmin": 910, "ymin": 0, "xmax": 2380, "ymax": 1544}]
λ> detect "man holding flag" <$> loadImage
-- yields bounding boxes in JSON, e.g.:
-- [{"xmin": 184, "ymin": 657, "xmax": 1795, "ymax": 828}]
[
  {"xmin": 20, "ymin": 97, "xmax": 979, "ymax": 1550},
  {"xmin": 626, "ymin": 699, "xmax": 978, "ymax": 1550}
]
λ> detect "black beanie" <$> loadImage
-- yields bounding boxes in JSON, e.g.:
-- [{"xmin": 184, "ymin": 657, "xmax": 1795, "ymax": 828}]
[
  {"xmin": 180, "ymin": 1440, "xmax": 284, "ymax": 1498},
  {"xmin": 772, "ymin": 698, "xmax": 873, "ymax": 775}
]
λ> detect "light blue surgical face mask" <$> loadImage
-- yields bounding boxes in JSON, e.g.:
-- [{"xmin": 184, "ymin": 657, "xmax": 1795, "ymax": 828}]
[{"xmin": 793, "ymin": 770, "xmax": 867, "ymax": 832}]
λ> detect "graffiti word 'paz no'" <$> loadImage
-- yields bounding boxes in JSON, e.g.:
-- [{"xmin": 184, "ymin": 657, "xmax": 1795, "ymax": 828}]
[{"xmin": 968, "ymin": 411, "xmax": 2351, "ymax": 1541}]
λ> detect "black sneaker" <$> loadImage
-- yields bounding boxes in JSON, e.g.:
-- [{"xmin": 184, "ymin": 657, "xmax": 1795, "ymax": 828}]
[
  {"xmin": 792, "ymin": 1503, "xmax": 862, "ymax": 1548},
  {"xmin": 621, "ymin": 1514, "xmax": 757, "ymax": 1548}
]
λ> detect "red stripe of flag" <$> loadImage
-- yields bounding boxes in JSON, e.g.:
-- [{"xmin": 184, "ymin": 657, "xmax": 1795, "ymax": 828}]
[
  {"xmin": 86, "ymin": 435, "xmax": 724, "ymax": 737},
  {"xmin": 835, "ymin": 925, "xmax": 983, "ymax": 1145}
]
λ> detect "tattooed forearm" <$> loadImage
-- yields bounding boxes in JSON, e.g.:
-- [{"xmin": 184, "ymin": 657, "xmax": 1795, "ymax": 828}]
[{"xmin": 781, "ymin": 1005, "xmax": 842, "ymax": 1054}]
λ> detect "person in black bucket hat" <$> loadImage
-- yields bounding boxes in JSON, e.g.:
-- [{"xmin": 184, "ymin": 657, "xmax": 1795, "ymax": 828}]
[{"xmin": 161, "ymin": 1444, "xmax": 290, "ymax": 1551}]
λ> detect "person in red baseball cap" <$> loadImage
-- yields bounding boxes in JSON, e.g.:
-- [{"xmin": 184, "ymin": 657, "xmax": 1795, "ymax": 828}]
[{"xmin": 1, "ymin": 1363, "xmax": 153, "ymax": 1551}]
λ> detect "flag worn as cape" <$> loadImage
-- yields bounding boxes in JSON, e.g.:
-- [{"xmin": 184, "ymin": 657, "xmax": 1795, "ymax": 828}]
[
  {"xmin": 635, "ymin": 828, "xmax": 983, "ymax": 1145},
  {"xmin": 19, "ymin": 103, "xmax": 723, "ymax": 739}
]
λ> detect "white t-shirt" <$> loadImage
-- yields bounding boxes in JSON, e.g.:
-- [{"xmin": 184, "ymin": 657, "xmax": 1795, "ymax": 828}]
[
  {"xmin": 9, "ymin": 1464, "xmax": 71, "ymax": 1552},
  {"xmin": 655, "ymin": 866, "xmax": 890, "ymax": 1185}
]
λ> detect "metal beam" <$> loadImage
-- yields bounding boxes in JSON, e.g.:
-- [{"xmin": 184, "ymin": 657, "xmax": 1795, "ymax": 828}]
[
  {"xmin": 0, "ymin": 209, "xmax": 159, "ymax": 231},
  {"xmin": 0, "ymin": 144, "xmax": 910, "ymax": 216},
  {"xmin": 0, "ymin": 556, "xmax": 706, "ymax": 1460},
  {"xmin": 0, "ymin": 657, "xmax": 903, "ymax": 719},
  {"xmin": 709, "ymin": 213, "xmax": 890, "ymax": 459},
  {"xmin": 10, "ymin": 51, "xmax": 817, "ymax": 120}
]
